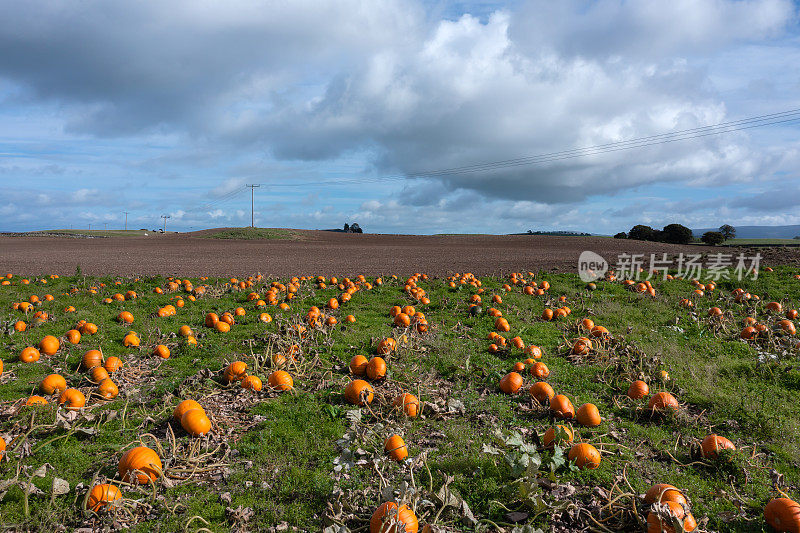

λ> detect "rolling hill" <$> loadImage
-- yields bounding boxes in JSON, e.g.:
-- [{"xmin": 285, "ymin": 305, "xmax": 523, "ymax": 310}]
[{"xmin": 692, "ymin": 225, "xmax": 800, "ymax": 239}]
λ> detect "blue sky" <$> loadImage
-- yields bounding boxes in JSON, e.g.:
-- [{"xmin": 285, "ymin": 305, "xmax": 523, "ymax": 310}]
[{"xmin": 1, "ymin": 0, "xmax": 799, "ymax": 234}]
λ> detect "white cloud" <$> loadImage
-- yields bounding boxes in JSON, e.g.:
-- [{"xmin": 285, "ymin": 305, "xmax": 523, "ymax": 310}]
[{"xmin": 0, "ymin": 0, "xmax": 798, "ymax": 234}]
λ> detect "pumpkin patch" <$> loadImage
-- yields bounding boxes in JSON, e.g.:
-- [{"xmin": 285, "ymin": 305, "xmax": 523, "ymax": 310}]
[{"xmin": 0, "ymin": 267, "xmax": 798, "ymax": 531}]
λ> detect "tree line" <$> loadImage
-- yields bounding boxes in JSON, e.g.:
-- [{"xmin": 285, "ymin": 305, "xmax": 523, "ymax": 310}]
[{"xmin": 614, "ymin": 224, "xmax": 735, "ymax": 245}]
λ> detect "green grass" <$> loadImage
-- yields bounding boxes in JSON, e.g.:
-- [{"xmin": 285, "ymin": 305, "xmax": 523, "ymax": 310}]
[
  {"xmin": 1, "ymin": 269, "xmax": 800, "ymax": 530},
  {"xmin": 725, "ymin": 238, "xmax": 800, "ymax": 245},
  {"xmin": 198, "ymin": 227, "xmax": 302, "ymax": 240},
  {"xmin": 24, "ymin": 229, "xmax": 151, "ymax": 238}
]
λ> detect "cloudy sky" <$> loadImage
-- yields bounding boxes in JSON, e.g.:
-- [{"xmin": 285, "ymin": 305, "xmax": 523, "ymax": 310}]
[{"xmin": 1, "ymin": 0, "xmax": 799, "ymax": 234}]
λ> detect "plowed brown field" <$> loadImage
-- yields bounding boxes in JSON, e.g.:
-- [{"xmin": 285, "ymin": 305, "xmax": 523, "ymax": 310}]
[{"xmin": 1, "ymin": 229, "xmax": 774, "ymax": 277}]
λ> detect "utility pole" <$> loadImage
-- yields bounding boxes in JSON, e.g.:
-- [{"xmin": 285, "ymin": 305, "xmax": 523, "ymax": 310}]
[
  {"xmin": 245, "ymin": 184, "xmax": 260, "ymax": 228},
  {"xmin": 123, "ymin": 211, "xmax": 128, "ymax": 231},
  {"xmin": 103, "ymin": 222, "xmax": 108, "ymax": 231},
  {"xmin": 161, "ymin": 215, "xmax": 170, "ymax": 233}
]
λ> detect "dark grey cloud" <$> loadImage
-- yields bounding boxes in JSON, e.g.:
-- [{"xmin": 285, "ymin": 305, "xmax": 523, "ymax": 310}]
[
  {"xmin": 731, "ymin": 186, "xmax": 800, "ymax": 211},
  {"xmin": 510, "ymin": 0, "xmax": 795, "ymax": 60},
  {"xmin": 0, "ymin": 0, "xmax": 424, "ymax": 136}
]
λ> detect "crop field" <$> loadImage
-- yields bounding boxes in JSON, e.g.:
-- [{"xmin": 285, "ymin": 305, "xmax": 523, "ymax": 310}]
[{"xmin": 2, "ymin": 266, "xmax": 800, "ymax": 532}]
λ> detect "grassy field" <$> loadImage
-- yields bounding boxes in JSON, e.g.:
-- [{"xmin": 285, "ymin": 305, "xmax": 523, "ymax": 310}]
[
  {"xmin": 1, "ymin": 268, "xmax": 800, "ymax": 531},
  {"xmin": 725, "ymin": 238, "xmax": 800, "ymax": 245},
  {"xmin": 25, "ymin": 230, "xmax": 152, "ymax": 238},
  {"xmin": 198, "ymin": 228, "xmax": 302, "ymax": 240}
]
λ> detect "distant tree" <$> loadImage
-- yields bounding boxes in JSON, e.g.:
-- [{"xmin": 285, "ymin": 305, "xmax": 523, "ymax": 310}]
[
  {"xmin": 628, "ymin": 225, "xmax": 655, "ymax": 241},
  {"xmin": 702, "ymin": 231, "xmax": 725, "ymax": 246},
  {"xmin": 613, "ymin": 232, "xmax": 627, "ymax": 239},
  {"xmin": 719, "ymin": 224, "xmax": 736, "ymax": 240},
  {"xmin": 343, "ymin": 223, "xmax": 350, "ymax": 232},
  {"xmin": 794, "ymin": 236, "xmax": 800, "ymax": 240},
  {"xmin": 350, "ymin": 223, "xmax": 362, "ymax": 233},
  {"xmin": 661, "ymin": 224, "xmax": 693, "ymax": 245},
  {"xmin": 527, "ymin": 229, "xmax": 533, "ymax": 234}
]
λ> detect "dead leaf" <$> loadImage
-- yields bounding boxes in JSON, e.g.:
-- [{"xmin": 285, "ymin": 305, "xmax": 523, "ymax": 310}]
[{"xmin": 52, "ymin": 477, "xmax": 70, "ymax": 495}]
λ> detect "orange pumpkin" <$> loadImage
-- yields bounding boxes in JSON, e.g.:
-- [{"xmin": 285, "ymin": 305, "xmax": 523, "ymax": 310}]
[
  {"xmin": 648, "ymin": 392, "xmax": 679, "ymax": 412},
  {"xmin": 627, "ymin": 380, "xmax": 649, "ymax": 399},
  {"xmin": 568, "ymin": 443, "xmax": 601, "ymax": 469},
  {"xmin": 153, "ymin": 345, "xmax": 171, "ymax": 359},
  {"xmin": 19, "ymin": 346, "xmax": 41, "ymax": 363},
  {"xmin": 764, "ymin": 498, "xmax": 800, "ymax": 533},
  {"xmin": 268, "ymin": 370, "xmax": 293, "ymax": 391},
  {"xmin": 344, "ymin": 379, "xmax": 374, "ymax": 405},
  {"xmin": 700, "ymin": 434, "xmax": 735, "ymax": 459},
  {"xmin": 65, "ymin": 329, "xmax": 81, "ymax": 344},
  {"xmin": 59, "ymin": 388, "xmax": 86, "ymax": 409},
  {"xmin": 576, "ymin": 403, "xmax": 602, "ymax": 427},
  {"xmin": 224, "ymin": 361, "xmax": 248, "ymax": 383},
  {"xmin": 550, "ymin": 394, "xmax": 575, "ymax": 419},
  {"xmin": 87, "ymin": 483, "xmax": 122, "ymax": 512},
  {"xmin": 572, "ymin": 337, "xmax": 592, "ymax": 355},
  {"xmin": 205, "ymin": 313, "xmax": 219, "ymax": 327},
  {"xmin": 779, "ymin": 320, "xmax": 797, "ymax": 335},
  {"xmin": 370, "ymin": 502, "xmax": 418, "ymax": 533},
  {"xmin": 524, "ymin": 345, "xmax": 543, "ymax": 359},
  {"xmin": 39, "ymin": 335, "xmax": 60, "ymax": 356},
  {"xmin": 644, "ymin": 484, "xmax": 687, "ymax": 505},
  {"xmin": 89, "ymin": 366, "xmax": 108, "ymax": 383},
  {"xmin": 646, "ymin": 500, "xmax": 697, "ymax": 533},
  {"xmin": 241, "ymin": 375, "xmax": 263, "ymax": 391},
  {"xmin": 366, "ymin": 357, "xmax": 387, "ymax": 380},
  {"xmin": 529, "ymin": 381, "xmax": 555, "ymax": 404},
  {"xmin": 26, "ymin": 395, "xmax": 48, "ymax": 406},
  {"xmin": 118, "ymin": 446, "xmax": 162, "ymax": 484},
  {"xmin": 122, "ymin": 333, "xmax": 140, "ymax": 347},
  {"xmin": 104, "ymin": 356, "xmax": 123, "ymax": 373},
  {"xmin": 181, "ymin": 408, "xmax": 212, "ymax": 436},
  {"xmin": 767, "ymin": 301, "xmax": 783, "ymax": 313},
  {"xmin": 384, "ymin": 435, "xmax": 408, "ymax": 461},
  {"xmin": 393, "ymin": 393, "xmax": 420, "ymax": 418},
  {"xmin": 82, "ymin": 349, "xmax": 103, "ymax": 369},
  {"xmin": 173, "ymin": 399, "xmax": 204, "ymax": 421},
  {"xmin": 542, "ymin": 425, "xmax": 574, "ymax": 448},
  {"xmin": 97, "ymin": 378, "xmax": 119, "ymax": 399},
  {"xmin": 40, "ymin": 374, "xmax": 67, "ymax": 395},
  {"xmin": 740, "ymin": 326, "xmax": 757, "ymax": 339},
  {"xmin": 80, "ymin": 322, "xmax": 98, "ymax": 335},
  {"xmin": 499, "ymin": 372, "xmax": 523, "ymax": 394},
  {"xmin": 377, "ymin": 338, "xmax": 397, "ymax": 355},
  {"xmin": 529, "ymin": 362, "xmax": 550, "ymax": 379}
]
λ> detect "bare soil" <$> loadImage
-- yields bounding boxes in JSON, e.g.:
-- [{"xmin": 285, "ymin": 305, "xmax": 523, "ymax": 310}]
[{"xmin": 0, "ymin": 229, "xmax": 796, "ymax": 277}]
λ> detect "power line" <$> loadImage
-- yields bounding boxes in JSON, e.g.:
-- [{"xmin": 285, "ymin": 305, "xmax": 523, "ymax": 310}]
[
  {"xmin": 254, "ymin": 107, "xmax": 800, "ymax": 188},
  {"xmin": 188, "ymin": 188, "xmax": 246, "ymax": 214},
  {"xmin": 176, "ymin": 106, "xmax": 800, "ymax": 222}
]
